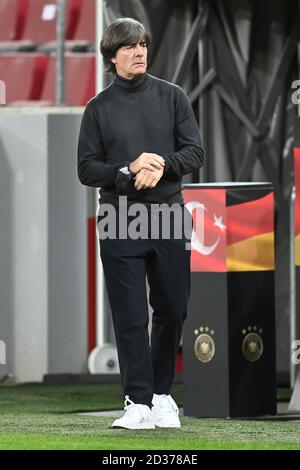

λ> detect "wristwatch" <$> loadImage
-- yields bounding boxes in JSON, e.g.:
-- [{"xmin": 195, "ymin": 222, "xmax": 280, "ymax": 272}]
[{"xmin": 119, "ymin": 165, "xmax": 131, "ymax": 175}]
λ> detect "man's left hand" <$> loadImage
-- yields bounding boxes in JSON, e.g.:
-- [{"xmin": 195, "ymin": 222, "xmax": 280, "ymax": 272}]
[{"xmin": 134, "ymin": 167, "xmax": 164, "ymax": 191}]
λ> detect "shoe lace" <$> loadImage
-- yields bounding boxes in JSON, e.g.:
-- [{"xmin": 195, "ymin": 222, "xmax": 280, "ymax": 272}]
[
  {"xmin": 123, "ymin": 395, "xmax": 150, "ymax": 420},
  {"xmin": 124, "ymin": 395, "xmax": 135, "ymax": 410}
]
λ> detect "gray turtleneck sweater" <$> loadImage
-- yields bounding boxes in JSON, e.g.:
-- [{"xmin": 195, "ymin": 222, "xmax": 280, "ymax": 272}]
[{"xmin": 77, "ymin": 72, "xmax": 205, "ymax": 206}]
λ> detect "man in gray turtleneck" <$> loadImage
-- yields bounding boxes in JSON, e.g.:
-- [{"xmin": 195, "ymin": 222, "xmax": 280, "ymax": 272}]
[{"xmin": 77, "ymin": 17, "xmax": 205, "ymax": 430}]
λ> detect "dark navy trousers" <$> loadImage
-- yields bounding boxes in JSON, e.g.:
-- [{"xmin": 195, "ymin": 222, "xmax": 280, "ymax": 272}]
[{"xmin": 99, "ymin": 205, "xmax": 192, "ymax": 407}]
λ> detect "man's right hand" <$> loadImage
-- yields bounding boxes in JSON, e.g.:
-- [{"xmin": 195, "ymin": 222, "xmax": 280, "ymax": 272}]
[{"xmin": 129, "ymin": 152, "xmax": 165, "ymax": 175}]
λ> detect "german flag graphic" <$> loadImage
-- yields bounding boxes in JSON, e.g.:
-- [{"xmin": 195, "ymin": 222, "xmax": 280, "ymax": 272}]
[
  {"xmin": 226, "ymin": 190, "xmax": 274, "ymax": 271},
  {"xmin": 294, "ymin": 147, "xmax": 300, "ymax": 267}
]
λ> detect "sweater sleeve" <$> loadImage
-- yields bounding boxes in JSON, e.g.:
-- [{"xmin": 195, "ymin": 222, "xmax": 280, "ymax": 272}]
[
  {"xmin": 77, "ymin": 103, "xmax": 130, "ymax": 188},
  {"xmin": 162, "ymin": 86, "xmax": 205, "ymax": 181}
]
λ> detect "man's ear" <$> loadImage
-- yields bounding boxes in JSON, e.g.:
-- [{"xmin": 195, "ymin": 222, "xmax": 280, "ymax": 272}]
[{"xmin": 111, "ymin": 57, "xmax": 116, "ymax": 64}]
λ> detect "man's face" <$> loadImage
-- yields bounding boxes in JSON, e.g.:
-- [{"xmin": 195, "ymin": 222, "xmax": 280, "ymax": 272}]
[{"xmin": 111, "ymin": 40, "xmax": 148, "ymax": 79}]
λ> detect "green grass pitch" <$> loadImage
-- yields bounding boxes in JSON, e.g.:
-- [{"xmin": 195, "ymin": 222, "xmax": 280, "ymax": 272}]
[{"xmin": 0, "ymin": 383, "xmax": 299, "ymax": 450}]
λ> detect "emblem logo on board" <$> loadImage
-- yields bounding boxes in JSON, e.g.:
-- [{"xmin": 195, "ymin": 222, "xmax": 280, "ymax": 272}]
[
  {"xmin": 242, "ymin": 326, "xmax": 264, "ymax": 362},
  {"xmin": 194, "ymin": 326, "xmax": 215, "ymax": 363}
]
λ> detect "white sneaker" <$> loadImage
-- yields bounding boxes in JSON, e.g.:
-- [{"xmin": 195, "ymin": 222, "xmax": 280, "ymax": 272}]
[
  {"xmin": 152, "ymin": 394, "xmax": 181, "ymax": 428},
  {"xmin": 112, "ymin": 395, "xmax": 156, "ymax": 430}
]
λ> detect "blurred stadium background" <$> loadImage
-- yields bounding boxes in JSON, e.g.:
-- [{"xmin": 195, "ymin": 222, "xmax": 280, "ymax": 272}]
[{"xmin": 0, "ymin": 0, "xmax": 300, "ymax": 450}]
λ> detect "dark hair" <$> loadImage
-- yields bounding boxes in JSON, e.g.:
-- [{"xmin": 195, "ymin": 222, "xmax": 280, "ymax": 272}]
[{"xmin": 100, "ymin": 17, "xmax": 151, "ymax": 74}]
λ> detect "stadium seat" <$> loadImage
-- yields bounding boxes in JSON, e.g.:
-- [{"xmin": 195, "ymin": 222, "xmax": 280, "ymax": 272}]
[
  {"xmin": 0, "ymin": 0, "xmax": 28, "ymax": 41},
  {"xmin": 23, "ymin": 0, "xmax": 81, "ymax": 42},
  {"xmin": 39, "ymin": 53, "xmax": 96, "ymax": 105},
  {"xmin": 0, "ymin": 53, "xmax": 48, "ymax": 102},
  {"xmin": 65, "ymin": 0, "xmax": 96, "ymax": 52},
  {"xmin": 0, "ymin": 0, "xmax": 82, "ymax": 51},
  {"xmin": 74, "ymin": 0, "xmax": 95, "ymax": 41}
]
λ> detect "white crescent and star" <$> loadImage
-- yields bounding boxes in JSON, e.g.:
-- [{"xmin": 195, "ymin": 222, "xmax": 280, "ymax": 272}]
[
  {"xmin": 213, "ymin": 214, "xmax": 226, "ymax": 232},
  {"xmin": 185, "ymin": 201, "xmax": 226, "ymax": 255}
]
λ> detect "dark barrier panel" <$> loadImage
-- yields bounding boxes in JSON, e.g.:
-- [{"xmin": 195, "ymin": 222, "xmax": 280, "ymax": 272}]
[
  {"xmin": 294, "ymin": 122, "xmax": 300, "ymax": 351},
  {"xmin": 289, "ymin": 119, "xmax": 300, "ymax": 410},
  {"xmin": 182, "ymin": 183, "xmax": 276, "ymax": 417}
]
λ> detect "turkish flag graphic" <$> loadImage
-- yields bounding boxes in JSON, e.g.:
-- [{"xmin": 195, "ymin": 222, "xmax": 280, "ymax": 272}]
[{"xmin": 183, "ymin": 189, "xmax": 226, "ymax": 272}]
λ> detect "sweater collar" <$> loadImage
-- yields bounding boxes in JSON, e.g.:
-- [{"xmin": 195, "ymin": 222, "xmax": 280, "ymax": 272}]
[{"xmin": 114, "ymin": 72, "xmax": 149, "ymax": 92}]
